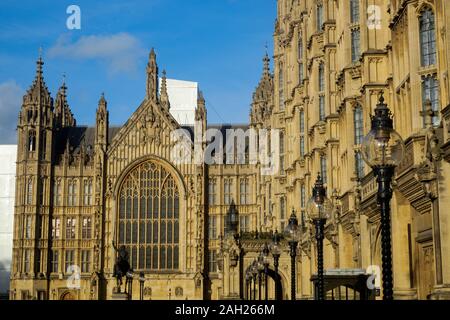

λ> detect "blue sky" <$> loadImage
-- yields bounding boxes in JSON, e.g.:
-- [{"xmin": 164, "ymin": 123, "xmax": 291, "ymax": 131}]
[{"xmin": 0, "ymin": 0, "xmax": 276, "ymax": 143}]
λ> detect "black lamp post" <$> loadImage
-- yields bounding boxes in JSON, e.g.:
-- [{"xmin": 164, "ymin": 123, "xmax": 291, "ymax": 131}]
[
  {"xmin": 139, "ymin": 272, "xmax": 145, "ymax": 301},
  {"xmin": 361, "ymin": 93, "xmax": 405, "ymax": 300},
  {"xmin": 251, "ymin": 260, "xmax": 258, "ymax": 300},
  {"xmin": 257, "ymin": 255, "xmax": 264, "ymax": 300},
  {"xmin": 262, "ymin": 243, "xmax": 270, "ymax": 301},
  {"xmin": 284, "ymin": 210, "xmax": 300, "ymax": 300},
  {"xmin": 306, "ymin": 174, "xmax": 333, "ymax": 301},
  {"xmin": 245, "ymin": 268, "xmax": 252, "ymax": 300},
  {"xmin": 271, "ymin": 230, "xmax": 282, "ymax": 300}
]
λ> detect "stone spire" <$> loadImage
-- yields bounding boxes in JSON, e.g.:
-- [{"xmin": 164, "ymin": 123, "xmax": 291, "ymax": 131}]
[
  {"xmin": 195, "ymin": 90, "xmax": 206, "ymax": 121},
  {"xmin": 160, "ymin": 70, "xmax": 170, "ymax": 109},
  {"xmin": 97, "ymin": 92, "xmax": 107, "ymax": 114},
  {"xmin": 55, "ymin": 75, "xmax": 76, "ymax": 127},
  {"xmin": 250, "ymin": 52, "xmax": 274, "ymax": 125},
  {"xmin": 146, "ymin": 48, "xmax": 158, "ymax": 102},
  {"xmin": 23, "ymin": 49, "xmax": 52, "ymax": 107},
  {"xmin": 19, "ymin": 50, "xmax": 54, "ymax": 161}
]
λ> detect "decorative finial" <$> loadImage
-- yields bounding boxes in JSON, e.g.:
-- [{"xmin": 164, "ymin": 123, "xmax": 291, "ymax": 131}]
[
  {"xmin": 198, "ymin": 90, "xmax": 204, "ymax": 101},
  {"xmin": 160, "ymin": 70, "xmax": 170, "ymax": 109},
  {"xmin": 263, "ymin": 51, "xmax": 270, "ymax": 75},
  {"xmin": 378, "ymin": 91, "xmax": 385, "ymax": 106},
  {"xmin": 150, "ymin": 47, "xmax": 156, "ymax": 60},
  {"xmin": 36, "ymin": 47, "xmax": 44, "ymax": 77},
  {"xmin": 60, "ymin": 73, "xmax": 67, "ymax": 92},
  {"xmin": 98, "ymin": 92, "xmax": 107, "ymax": 106}
]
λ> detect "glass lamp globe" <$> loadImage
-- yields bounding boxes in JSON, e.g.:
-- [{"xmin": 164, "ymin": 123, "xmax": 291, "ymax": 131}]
[
  {"xmin": 245, "ymin": 270, "xmax": 252, "ymax": 282},
  {"xmin": 361, "ymin": 94, "xmax": 405, "ymax": 167},
  {"xmin": 306, "ymin": 174, "xmax": 333, "ymax": 221},
  {"xmin": 270, "ymin": 230, "xmax": 282, "ymax": 256},
  {"xmin": 251, "ymin": 260, "xmax": 258, "ymax": 277},
  {"xmin": 257, "ymin": 254, "xmax": 265, "ymax": 272},
  {"xmin": 284, "ymin": 210, "xmax": 300, "ymax": 243},
  {"xmin": 262, "ymin": 243, "xmax": 270, "ymax": 266}
]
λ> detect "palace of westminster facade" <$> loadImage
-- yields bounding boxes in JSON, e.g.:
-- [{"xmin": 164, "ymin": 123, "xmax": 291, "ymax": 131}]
[{"xmin": 9, "ymin": 0, "xmax": 450, "ymax": 300}]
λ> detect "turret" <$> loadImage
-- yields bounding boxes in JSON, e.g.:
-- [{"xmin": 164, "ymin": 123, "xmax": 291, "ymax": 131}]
[
  {"xmin": 54, "ymin": 76, "xmax": 76, "ymax": 128},
  {"xmin": 18, "ymin": 52, "xmax": 54, "ymax": 162},
  {"xmin": 13, "ymin": 51, "xmax": 54, "ymax": 283},
  {"xmin": 250, "ymin": 52, "xmax": 274, "ymax": 125},
  {"xmin": 95, "ymin": 93, "xmax": 109, "ymax": 147}
]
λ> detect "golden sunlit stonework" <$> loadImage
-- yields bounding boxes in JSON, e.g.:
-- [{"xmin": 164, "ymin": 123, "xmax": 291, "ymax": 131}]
[{"xmin": 10, "ymin": 0, "xmax": 450, "ymax": 300}]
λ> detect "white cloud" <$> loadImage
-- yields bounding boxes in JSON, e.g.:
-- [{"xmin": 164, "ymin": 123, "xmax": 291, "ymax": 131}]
[
  {"xmin": 48, "ymin": 33, "xmax": 146, "ymax": 74},
  {"xmin": 0, "ymin": 81, "xmax": 23, "ymax": 144}
]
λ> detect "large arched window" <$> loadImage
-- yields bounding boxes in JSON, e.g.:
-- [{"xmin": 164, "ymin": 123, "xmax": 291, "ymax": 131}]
[
  {"xmin": 118, "ymin": 161, "xmax": 180, "ymax": 271},
  {"xmin": 419, "ymin": 8, "xmax": 436, "ymax": 67}
]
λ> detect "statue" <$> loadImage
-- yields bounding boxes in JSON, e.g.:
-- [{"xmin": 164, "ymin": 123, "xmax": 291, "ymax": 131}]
[{"xmin": 112, "ymin": 243, "xmax": 131, "ymax": 293}]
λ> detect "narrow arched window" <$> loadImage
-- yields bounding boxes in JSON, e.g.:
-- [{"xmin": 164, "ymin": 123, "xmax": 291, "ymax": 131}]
[
  {"xmin": 28, "ymin": 130, "xmax": 36, "ymax": 152},
  {"xmin": 354, "ymin": 105, "xmax": 364, "ymax": 144},
  {"xmin": 318, "ymin": 63, "xmax": 326, "ymax": 121},
  {"xmin": 320, "ymin": 155, "xmax": 327, "ymax": 184},
  {"xmin": 422, "ymin": 75, "xmax": 440, "ymax": 127},
  {"xmin": 351, "ymin": 28, "xmax": 361, "ymax": 62},
  {"xmin": 40, "ymin": 130, "xmax": 46, "ymax": 158},
  {"xmin": 26, "ymin": 178, "xmax": 33, "ymax": 205},
  {"xmin": 280, "ymin": 196, "xmax": 286, "ymax": 230},
  {"xmin": 317, "ymin": 4, "xmax": 324, "ymax": 31},
  {"xmin": 419, "ymin": 8, "xmax": 437, "ymax": 67},
  {"xmin": 350, "ymin": 0, "xmax": 359, "ymax": 24},
  {"xmin": 83, "ymin": 179, "xmax": 93, "ymax": 206},
  {"xmin": 279, "ymin": 131, "xmax": 285, "ymax": 174},
  {"xmin": 319, "ymin": 63, "xmax": 325, "ymax": 91},
  {"xmin": 68, "ymin": 180, "xmax": 78, "ymax": 206},
  {"xmin": 53, "ymin": 179, "xmax": 61, "ymax": 206},
  {"xmin": 208, "ymin": 179, "xmax": 216, "ymax": 205},
  {"xmin": 299, "ymin": 110, "xmax": 305, "ymax": 157},
  {"xmin": 355, "ymin": 151, "xmax": 365, "ymax": 179},
  {"xmin": 279, "ymin": 62, "xmax": 284, "ymax": 110},
  {"xmin": 298, "ymin": 34, "xmax": 304, "ymax": 83}
]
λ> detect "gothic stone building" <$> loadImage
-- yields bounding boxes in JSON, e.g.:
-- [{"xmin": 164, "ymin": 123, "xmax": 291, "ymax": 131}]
[{"xmin": 10, "ymin": 0, "xmax": 450, "ymax": 300}]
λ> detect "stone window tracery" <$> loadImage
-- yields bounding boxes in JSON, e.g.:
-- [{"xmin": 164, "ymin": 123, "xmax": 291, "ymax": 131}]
[{"xmin": 118, "ymin": 161, "xmax": 180, "ymax": 271}]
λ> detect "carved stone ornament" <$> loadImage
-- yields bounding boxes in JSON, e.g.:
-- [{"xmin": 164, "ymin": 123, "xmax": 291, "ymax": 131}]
[
  {"xmin": 138, "ymin": 106, "xmax": 161, "ymax": 143},
  {"xmin": 175, "ymin": 287, "xmax": 183, "ymax": 297}
]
